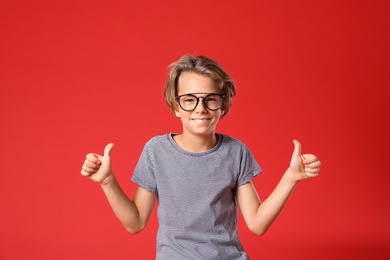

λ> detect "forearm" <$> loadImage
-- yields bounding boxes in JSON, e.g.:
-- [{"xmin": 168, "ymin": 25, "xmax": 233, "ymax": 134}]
[
  {"xmin": 100, "ymin": 174, "xmax": 144, "ymax": 234},
  {"xmin": 239, "ymin": 140, "xmax": 321, "ymax": 236},
  {"xmin": 252, "ymin": 170, "xmax": 298, "ymax": 235}
]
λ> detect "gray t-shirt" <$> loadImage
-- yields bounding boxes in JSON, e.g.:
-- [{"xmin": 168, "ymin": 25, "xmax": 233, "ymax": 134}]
[{"xmin": 132, "ymin": 133, "xmax": 262, "ymax": 260}]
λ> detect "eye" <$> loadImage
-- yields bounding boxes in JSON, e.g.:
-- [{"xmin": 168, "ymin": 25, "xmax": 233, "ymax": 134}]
[
  {"xmin": 182, "ymin": 96, "xmax": 196, "ymax": 103},
  {"xmin": 205, "ymin": 95, "xmax": 219, "ymax": 103},
  {"xmin": 206, "ymin": 97, "xmax": 217, "ymax": 102}
]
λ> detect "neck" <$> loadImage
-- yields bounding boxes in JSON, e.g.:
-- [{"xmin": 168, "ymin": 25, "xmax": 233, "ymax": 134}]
[{"xmin": 174, "ymin": 133, "xmax": 218, "ymax": 153}]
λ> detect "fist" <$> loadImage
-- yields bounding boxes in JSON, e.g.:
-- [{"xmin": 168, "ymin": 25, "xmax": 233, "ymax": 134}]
[
  {"xmin": 80, "ymin": 143, "xmax": 114, "ymax": 184},
  {"xmin": 289, "ymin": 140, "xmax": 321, "ymax": 181}
]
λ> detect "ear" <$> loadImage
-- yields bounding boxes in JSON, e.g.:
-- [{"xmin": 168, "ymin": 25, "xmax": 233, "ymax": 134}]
[
  {"xmin": 175, "ymin": 110, "xmax": 180, "ymax": 118},
  {"xmin": 174, "ymin": 103, "xmax": 181, "ymax": 118}
]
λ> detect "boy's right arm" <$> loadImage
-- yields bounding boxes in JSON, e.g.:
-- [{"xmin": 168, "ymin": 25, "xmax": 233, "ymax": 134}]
[{"xmin": 81, "ymin": 143, "xmax": 157, "ymax": 234}]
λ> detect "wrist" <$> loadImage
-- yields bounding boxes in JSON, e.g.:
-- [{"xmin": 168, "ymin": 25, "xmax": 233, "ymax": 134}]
[
  {"xmin": 284, "ymin": 168, "xmax": 300, "ymax": 186},
  {"xmin": 100, "ymin": 172, "xmax": 116, "ymax": 186}
]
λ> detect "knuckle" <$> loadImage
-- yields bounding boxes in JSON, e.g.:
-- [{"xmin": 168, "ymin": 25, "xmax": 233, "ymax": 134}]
[{"xmin": 80, "ymin": 170, "xmax": 89, "ymax": 176}]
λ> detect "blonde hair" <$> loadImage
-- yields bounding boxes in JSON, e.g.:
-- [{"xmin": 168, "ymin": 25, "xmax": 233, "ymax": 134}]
[{"xmin": 164, "ymin": 54, "xmax": 236, "ymax": 118}]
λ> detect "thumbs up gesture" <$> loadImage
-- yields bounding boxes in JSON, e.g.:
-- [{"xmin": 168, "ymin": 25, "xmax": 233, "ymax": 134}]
[
  {"xmin": 81, "ymin": 143, "xmax": 115, "ymax": 184},
  {"xmin": 289, "ymin": 140, "xmax": 321, "ymax": 181}
]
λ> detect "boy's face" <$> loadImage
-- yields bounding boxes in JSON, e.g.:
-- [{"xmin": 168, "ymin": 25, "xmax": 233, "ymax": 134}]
[{"xmin": 175, "ymin": 72, "xmax": 223, "ymax": 137}]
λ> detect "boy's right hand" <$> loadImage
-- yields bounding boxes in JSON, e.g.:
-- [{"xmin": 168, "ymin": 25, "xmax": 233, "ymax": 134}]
[{"xmin": 81, "ymin": 143, "xmax": 114, "ymax": 184}]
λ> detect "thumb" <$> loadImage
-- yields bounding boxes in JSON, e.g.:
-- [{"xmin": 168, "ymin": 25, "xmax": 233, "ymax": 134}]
[
  {"xmin": 292, "ymin": 139, "xmax": 302, "ymax": 158},
  {"xmin": 96, "ymin": 143, "xmax": 114, "ymax": 161},
  {"xmin": 104, "ymin": 143, "xmax": 114, "ymax": 159}
]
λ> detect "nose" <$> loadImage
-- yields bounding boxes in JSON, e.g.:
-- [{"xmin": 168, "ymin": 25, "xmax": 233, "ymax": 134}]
[{"xmin": 194, "ymin": 97, "xmax": 207, "ymax": 113}]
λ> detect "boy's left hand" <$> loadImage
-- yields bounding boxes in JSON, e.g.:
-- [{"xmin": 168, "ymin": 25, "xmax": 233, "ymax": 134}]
[{"xmin": 289, "ymin": 140, "xmax": 321, "ymax": 181}]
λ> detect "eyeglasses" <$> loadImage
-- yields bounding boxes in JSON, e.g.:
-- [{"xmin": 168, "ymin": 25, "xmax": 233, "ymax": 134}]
[{"xmin": 175, "ymin": 93, "xmax": 225, "ymax": 111}]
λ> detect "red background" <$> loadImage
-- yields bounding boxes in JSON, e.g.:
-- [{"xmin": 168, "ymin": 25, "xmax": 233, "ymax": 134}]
[{"xmin": 1, "ymin": 0, "xmax": 389, "ymax": 259}]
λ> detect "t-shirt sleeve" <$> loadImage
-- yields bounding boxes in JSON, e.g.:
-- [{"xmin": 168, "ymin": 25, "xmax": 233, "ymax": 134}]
[
  {"xmin": 237, "ymin": 144, "xmax": 262, "ymax": 187},
  {"xmin": 131, "ymin": 141, "xmax": 158, "ymax": 193}
]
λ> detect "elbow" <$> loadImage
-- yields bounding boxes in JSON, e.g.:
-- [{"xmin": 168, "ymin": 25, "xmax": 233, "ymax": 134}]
[
  {"xmin": 248, "ymin": 223, "xmax": 269, "ymax": 236},
  {"xmin": 251, "ymin": 228, "xmax": 267, "ymax": 236},
  {"xmin": 124, "ymin": 223, "xmax": 146, "ymax": 235}
]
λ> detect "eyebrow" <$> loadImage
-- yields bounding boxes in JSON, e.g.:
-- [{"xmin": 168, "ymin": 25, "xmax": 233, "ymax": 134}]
[{"xmin": 178, "ymin": 93, "xmax": 221, "ymax": 96}]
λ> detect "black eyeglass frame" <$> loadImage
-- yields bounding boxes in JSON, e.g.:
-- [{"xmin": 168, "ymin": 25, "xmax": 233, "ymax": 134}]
[{"xmin": 175, "ymin": 93, "xmax": 226, "ymax": 111}]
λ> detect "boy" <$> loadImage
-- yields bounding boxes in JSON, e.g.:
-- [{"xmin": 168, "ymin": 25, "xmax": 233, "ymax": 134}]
[{"xmin": 81, "ymin": 55, "xmax": 321, "ymax": 259}]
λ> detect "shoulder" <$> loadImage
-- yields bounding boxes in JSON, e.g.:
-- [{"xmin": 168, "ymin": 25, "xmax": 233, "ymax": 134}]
[
  {"xmin": 147, "ymin": 134, "xmax": 169, "ymax": 143},
  {"xmin": 220, "ymin": 134, "xmax": 248, "ymax": 149},
  {"xmin": 144, "ymin": 134, "xmax": 171, "ymax": 150},
  {"xmin": 145, "ymin": 133, "xmax": 170, "ymax": 146},
  {"xmin": 219, "ymin": 134, "xmax": 257, "ymax": 159}
]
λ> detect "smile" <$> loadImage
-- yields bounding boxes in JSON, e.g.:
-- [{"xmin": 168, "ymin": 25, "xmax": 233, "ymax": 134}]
[{"xmin": 192, "ymin": 118, "xmax": 210, "ymax": 121}]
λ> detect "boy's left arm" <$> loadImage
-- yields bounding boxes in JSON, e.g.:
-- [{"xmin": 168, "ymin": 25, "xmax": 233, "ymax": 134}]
[{"xmin": 236, "ymin": 140, "xmax": 321, "ymax": 236}]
